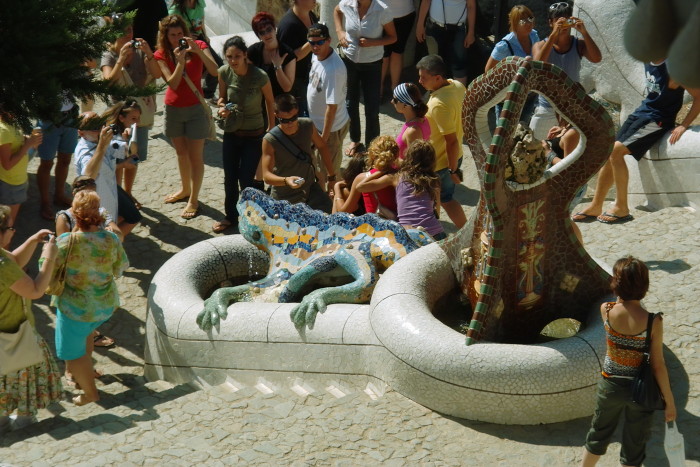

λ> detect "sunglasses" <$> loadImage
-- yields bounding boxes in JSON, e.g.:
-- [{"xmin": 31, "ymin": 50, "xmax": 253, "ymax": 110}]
[
  {"xmin": 549, "ymin": 2, "xmax": 570, "ymax": 10},
  {"xmin": 277, "ymin": 115, "xmax": 299, "ymax": 124},
  {"xmin": 519, "ymin": 17, "xmax": 535, "ymax": 25},
  {"xmin": 308, "ymin": 39, "xmax": 327, "ymax": 46}
]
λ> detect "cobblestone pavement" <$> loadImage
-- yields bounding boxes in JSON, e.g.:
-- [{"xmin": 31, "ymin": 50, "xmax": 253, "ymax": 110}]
[{"xmin": 1, "ymin": 98, "xmax": 698, "ymax": 466}]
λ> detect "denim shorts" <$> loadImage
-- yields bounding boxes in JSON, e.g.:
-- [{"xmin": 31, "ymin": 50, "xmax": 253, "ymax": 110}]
[
  {"xmin": 436, "ymin": 157, "xmax": 463, "ymax": 203},
  {"xmin": 0, "ymin": 180, "xmax": 28, "ymax": 205},
  {"xmin": 36, "ymin": 121, "xmax": 79, "ymax": 160}
]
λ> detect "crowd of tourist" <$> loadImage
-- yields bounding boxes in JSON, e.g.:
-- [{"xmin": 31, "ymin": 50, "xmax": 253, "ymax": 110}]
[{"xmin": 0, "ymin": 2, "xmax": 695, "ymax": 456}]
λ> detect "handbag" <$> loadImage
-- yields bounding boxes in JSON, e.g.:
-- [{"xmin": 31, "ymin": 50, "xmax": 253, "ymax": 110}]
[
  {"xmin": 183, "ymin": 72, "xmax": 217, "ymax": 141},
  {"xmin": 120, "ymin": 63, "xmax": 157, "ymax": 127},
  {"xmin": 631, "ymin": 312, "xmax": 666, "ymax": 410},
  {"xmin": 0, "ymin": 303, "xmax": 44, "ymax": 376},
  {"xmin": 45, "ymin": 233, "xmax": 74, "ymax": 296}
]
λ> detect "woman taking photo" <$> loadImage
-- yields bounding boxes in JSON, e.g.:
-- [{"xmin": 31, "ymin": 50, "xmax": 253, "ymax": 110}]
[
  {"xmin": 334, "ymin": 0, "xmax": 397, "ymax": 154},
  {"xmin": 580, "ymin": 256, "xmax": 675, "ymax": 466},
  {"xmin": 101, "ymin": 14, "xmax": 161, "ymax": 209},
  {"xmin": 212, "ymin": 36, "xmax": 274, "ymax": 233},
  {"xmin": 168, "ymin": 0, "xmax": 222, "ymax": 99},
  {"xmin": 391, "ymin": 82, "xmax": 431, "ymax": 159},
  {"xmin": 0, "ymin": 206, "xmax": 62, "ymax": 433},
  {"xmin": 154, "ymin": 14, "xmax": 218, "ymax": 219},
  {"xmin": 278, "ymin": 0, "xmax": 319, "ymax": 116},
  {"xmin": 247, "ymin": 12, "xmax": 297, "ymax": 97},
  {"xmin": 50, "ymin": 191, "xmax": 128, "ymax": 406}
]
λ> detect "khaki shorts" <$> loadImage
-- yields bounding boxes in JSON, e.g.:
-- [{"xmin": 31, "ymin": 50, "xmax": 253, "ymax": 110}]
[
  {"xmin": 319, "ymin": 120, "xmax": 350, "ymax": 179},
  {"xmin": 164, "ymin": 104, "xmax": 210, "ymax": 140}
]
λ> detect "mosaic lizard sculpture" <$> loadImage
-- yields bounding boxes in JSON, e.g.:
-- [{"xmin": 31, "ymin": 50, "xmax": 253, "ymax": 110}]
[
  {"xmin": 440, "ymin": 57, "xmax": 616, "ymax": 344},
  {"xmin": 197, "ymin": 188, "xmax": 434, "ymax": 331}
]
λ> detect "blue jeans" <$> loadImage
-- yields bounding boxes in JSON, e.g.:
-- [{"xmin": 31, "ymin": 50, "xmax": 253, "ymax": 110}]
[
  {"xmin": 222, "ymin": 131, "xmax": 263, "ymax": 222},
  {"xmin": 343, "ymin": 57, "xmax": 382, "ymax": 147},
  {"xmin": 427, "ymin": 20, "xmax": 468, "ymax": 80}
]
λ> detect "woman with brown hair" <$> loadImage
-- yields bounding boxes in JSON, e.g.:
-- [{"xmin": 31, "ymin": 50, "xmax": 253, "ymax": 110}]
[
  {"xmin": 0, "ymin": 206, "xmax": 61, "ymax": 434},
  {"xmin": 154, "ymin": 14, "xmax": 218, "ymax": 219},
  {"xmin": 50, "ymin": 191, "xmax": 128, "ymax": 406},
  {"xmin": 580, "ymin": 256, "xmax": 675, "ymax": 466},
  {"xmin": 248, "ymin": 12, "xmax": 297, "ymax": 97},
  {"xmin": 391, "ymin": 82, "xmax": 432, "ymax": 159}
]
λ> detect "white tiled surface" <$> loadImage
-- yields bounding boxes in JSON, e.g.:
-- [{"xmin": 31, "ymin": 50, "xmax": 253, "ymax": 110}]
[{"xmin": 146, "ymin": 235, "xmax": 607, "ymax": 424}]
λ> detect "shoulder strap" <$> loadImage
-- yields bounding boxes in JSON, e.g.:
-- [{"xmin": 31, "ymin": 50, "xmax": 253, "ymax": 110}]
[
  {"xmin": 182, "ymin": 72, "xmax": 209, "ymax": 113},
  {"xmin": 643, "ymin": 312, "xmax": 655, "ymax": 352},
  {"xmin": 269, "ymin": 126, "xmax": 312, "ymax": 164},
  {"xmin": 60, "ymin": 211, "xmax": 74, "ymax": 232},
  {"xmin": 499, "ymin": 39, "xmax": 515, "ymax": 56}
]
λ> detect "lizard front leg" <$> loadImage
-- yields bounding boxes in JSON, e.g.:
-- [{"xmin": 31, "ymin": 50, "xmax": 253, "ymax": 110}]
[
  {"xmin": 290, "ymin": 244, "xmax": 376, "ymax": 329},
  {"xmin": 197, "ymin": 284, "xmax": 252, "ymax": 330}
]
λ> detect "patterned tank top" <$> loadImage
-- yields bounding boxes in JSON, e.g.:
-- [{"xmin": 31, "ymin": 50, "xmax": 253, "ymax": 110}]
[{"xmin": 602, "ymin": 302, "xmax": 650, "ymax": 378}]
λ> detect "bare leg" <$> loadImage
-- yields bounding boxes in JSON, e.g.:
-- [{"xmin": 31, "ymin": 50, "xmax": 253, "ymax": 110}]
[
  {"xmin": 389, "ymin": 52, "xmax": 403, "ymax": 90},
  {"xmin": 575, "ymin": 142, "xmax": 630, "ymax": 217},
  {"xmin": 380, "ymin": 57, "xmax": 389, "ymax": 97},
  {"xmin": 8, "ymin": 203, "xmax": 20, "ymax": 227},
  {"xmin": 67, "ymin": 333, "xmax": 99, "ymax": 405},
  {"xmin": 442, "ymin": 199, "xmax": 466, "ymax": 229},
  {"xmin": 54, "ymin": 152, "xmax": 73, "ymax": 205},
  {"xmin": 37, "ymin": 159, "xmax": 54, "ymax": 218},
  {"xmin": 122, "ymin": 164, "xmax": 137, "ymax": 196},
  {"xmin": 606, "ymin": 145, "xmax": 631, "ymax": 217},
  {"xmin": 579, "ymin": 448, "xmax": 600, "ymax": 466},
  {"xmin": 185, "ymin": 138, "xmax": 205, "ymax": 211},
  {"xmin": 115, "ymin": 166, "xmax": 124, "ymax": 189},
  {"xmin": 170, "ymin": 136, "xmax": 192, "ymax": 200}
]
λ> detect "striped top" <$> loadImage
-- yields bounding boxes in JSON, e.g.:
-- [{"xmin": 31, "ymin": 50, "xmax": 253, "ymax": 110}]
[{"xmin": 602, "ymin": 302, "xmax": 649, "ymax": 378}]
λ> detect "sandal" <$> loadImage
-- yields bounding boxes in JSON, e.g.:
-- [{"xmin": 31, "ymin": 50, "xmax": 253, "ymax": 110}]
[
  {"xmin": 344, "ymin": 142, "xmax": 360, "ymax": 156},
  {"xmin": 164, "ymin": 193, "xmax": 190, "ymax": 204},
  {"xmin": 181, "ymin": 205, "xmax": 199, "ymax": 219},
  {"xmin": 93, "ymin": 331, "xmax": 115, "ymax": 348},
  {"xmin": 128, "ymin": 194, "xmax": 142, "ymax": 210},
  {"xmin": 212, "ymin": 219, "xmax": 232, "ymax": 233}
]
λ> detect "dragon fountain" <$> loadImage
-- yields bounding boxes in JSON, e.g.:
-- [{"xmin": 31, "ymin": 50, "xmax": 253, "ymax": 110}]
[{"xmin": 146, "ymin": 57, "xmax": 616, "ymax": 424}]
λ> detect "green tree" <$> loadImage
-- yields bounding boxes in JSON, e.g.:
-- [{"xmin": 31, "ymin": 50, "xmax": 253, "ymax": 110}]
[{"xmin": 0, "ymin": 0, "xmax": 153, "ymax": 130}]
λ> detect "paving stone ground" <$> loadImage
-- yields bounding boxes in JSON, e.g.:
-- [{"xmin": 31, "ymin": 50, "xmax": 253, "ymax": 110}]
[{"xmin": 1, "ymin": 96, "xmax": 698, "ymax": 466}]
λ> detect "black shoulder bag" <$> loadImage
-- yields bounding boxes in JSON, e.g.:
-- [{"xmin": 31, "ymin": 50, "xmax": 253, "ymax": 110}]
[{"xmin": 631, "ymin": 312, "xmax": 666, "ymax": 410}]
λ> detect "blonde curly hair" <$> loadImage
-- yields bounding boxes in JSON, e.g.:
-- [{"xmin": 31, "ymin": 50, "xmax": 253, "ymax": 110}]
[{"xmin": 367, "ymin": 135, "xmax": 399, "ymax": 173}]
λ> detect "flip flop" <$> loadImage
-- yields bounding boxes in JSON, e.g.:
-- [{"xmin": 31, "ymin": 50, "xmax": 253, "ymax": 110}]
[
  {"xmin": 181, "ymin": 206, "xmax": 199, "ymax": 219},
  {"xmin": 212, "ymin": 219, "xmax": 232, "ymax": 233},
  {"xmin": 597, "ymin": 212, "xmax": 634, "ymax": 224},
  {"xmin": 344, "ymin": 142, "xmax": 361, "ymax": 156},
  {"xmin": 93, "ymin": 332, "xmax": 115, "ymax": 348},
  {"xmin": 571, "ymin": 212, "xmax": 598, "ymax": 223},
  {"xmin": 164, "ymin": 193, "xmax": 190, "ymax": 204}
]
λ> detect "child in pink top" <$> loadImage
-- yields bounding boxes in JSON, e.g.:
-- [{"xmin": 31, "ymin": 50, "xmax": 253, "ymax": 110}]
[{"xmin": 391, "ymin": 83, "xmax": 431, "ymax": 159}]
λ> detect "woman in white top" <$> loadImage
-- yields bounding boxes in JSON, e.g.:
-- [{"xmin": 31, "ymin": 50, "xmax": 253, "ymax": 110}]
[
  {"xmin": 380, "ymin": 0, "xmax": 416, "ymax": 96},
  {"xmin": 334, "ymin": 0, "xmax": 396, "ymax": 154}
]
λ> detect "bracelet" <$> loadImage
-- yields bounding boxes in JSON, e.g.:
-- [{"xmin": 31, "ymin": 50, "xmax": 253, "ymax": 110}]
[
  {"xmin": 274, "ymin": 65, "xmax": 281, "ymax": 71},
  {"xmin": 283, "ymin": 177, "xmax": 287, "ymax": 186}
]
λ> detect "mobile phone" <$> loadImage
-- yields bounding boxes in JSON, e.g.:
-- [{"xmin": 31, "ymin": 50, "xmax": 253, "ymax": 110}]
[{"xmin": 293, "ymin": 178, "xmax": 305, "ymax": 185}]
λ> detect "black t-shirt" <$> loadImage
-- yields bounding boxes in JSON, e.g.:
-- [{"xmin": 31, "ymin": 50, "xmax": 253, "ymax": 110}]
[
  {"xmin": 247, "ymin": 41, "xmax": 297, "ymax": 97},
  {"xmin": 277, "ymin": 9, "xmax": 319, "ymax": 96}
]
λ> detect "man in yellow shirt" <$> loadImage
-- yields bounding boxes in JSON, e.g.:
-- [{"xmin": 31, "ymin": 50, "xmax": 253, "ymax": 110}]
[{"xmin": 416, "ymin": 55, "xmax": 466, "ymax": 228}]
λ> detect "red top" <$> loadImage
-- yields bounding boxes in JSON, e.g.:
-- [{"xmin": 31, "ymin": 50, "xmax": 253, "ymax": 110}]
[
  {"xmin": 362, "ymin": 168, "xmax": 398, "ymax": 214},
  {"xmin": 154, "ymin": 40, "xmax": 208, "ymax": 107}
]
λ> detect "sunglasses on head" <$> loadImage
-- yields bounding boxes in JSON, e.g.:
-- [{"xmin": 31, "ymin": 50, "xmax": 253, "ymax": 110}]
[
  {"xmin": 519, "ymin": 17, "xmax": 535, "ymax": 26},
  {"xmin": 277, "ymin": 115, "xmax": 299, "ymax": 124},
  {"xmin": 549, "ymin": 2, "xmax": 570, "ymax": 10},
  {"xmin": 308, "ymin": 39, "xmax": 327, "ymax": 46}
]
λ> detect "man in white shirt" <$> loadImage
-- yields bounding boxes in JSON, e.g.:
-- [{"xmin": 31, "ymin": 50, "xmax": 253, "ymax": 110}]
[{"xmin": 307, "ymin": 23, "xmax": 350, "ymax": 188}]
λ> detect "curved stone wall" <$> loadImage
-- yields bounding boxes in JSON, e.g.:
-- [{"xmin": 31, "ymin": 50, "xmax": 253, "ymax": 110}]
[{"xmin": 145, "ymin": 236, "xmax": 607, "ymax": 424}]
